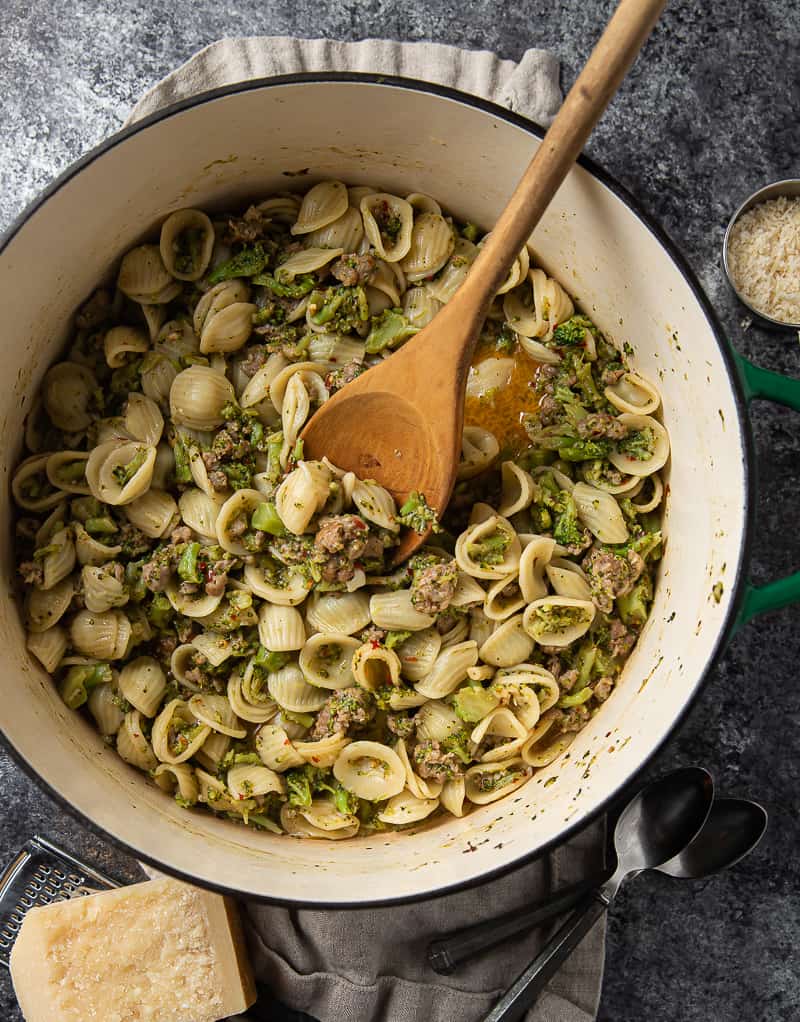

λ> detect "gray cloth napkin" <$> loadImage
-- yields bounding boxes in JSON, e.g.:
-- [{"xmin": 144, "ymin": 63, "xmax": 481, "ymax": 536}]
[{"xmin": 130, "ymin": 36, "xmax": 605, "ymax": 1022}]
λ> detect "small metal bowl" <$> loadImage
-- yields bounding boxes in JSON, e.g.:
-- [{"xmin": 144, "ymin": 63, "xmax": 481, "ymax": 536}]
[{"xmin": 722, "ymin": 178, "xmax": 800, "ymax": 330}]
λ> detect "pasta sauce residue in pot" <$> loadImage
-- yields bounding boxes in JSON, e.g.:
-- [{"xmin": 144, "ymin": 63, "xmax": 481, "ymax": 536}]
[{"xmin": 465, "ymin": 342, "xmax": 541, "ymax": 459}]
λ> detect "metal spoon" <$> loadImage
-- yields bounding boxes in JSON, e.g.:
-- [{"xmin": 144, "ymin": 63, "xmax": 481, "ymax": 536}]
[
  {"xmin": 428, "ymin": 796, "xmax": 766, "ymax": 975},
  {"xmin": 480, "ymin": 766, "xmax": 715, "ymax": 1022}
]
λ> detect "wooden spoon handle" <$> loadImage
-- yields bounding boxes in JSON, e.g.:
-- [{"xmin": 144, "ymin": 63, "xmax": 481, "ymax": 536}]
[{"xmin": 464, "ymin": 0, "xmax": 667, "ymax": 305}]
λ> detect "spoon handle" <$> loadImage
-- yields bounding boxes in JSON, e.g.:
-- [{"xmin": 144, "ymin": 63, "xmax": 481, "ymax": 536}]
[
  {"xmin": 481, "ymin": 893, "xmax": 609, "ymax": 1022},
  {"xmin": 465, "ymin": 0, "xmax": 667, "ymax": 303},
  {"xmin": 427, "ymin": 876, "xmax": 598, "ymax": 974}
]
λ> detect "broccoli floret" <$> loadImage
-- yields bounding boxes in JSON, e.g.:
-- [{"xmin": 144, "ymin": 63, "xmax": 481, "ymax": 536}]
[
  {"xmin": 617, "ymin": 574, "xmax": 653, "ymax": 627},
  {"xmin": 452, "ymin": 684, "xmax": 500, "ymax": 723},
  {"xmin": 552, "ymin": 314, "xmax": 595, "ymax": 347},
  {"xmin": 397, "ymin": 491, "xmax": 441, "ymax": 534},
  {"xmin": 552, "ymin": 492, "xmax": 584, "ymax": 548},
  {"xmin": 365, "ymin": 308, "xmax": 418, "ymax": 353},
  {"xmin": 441, "ymin": 728, "xmax": 473, "ymax": 765},
  {"xmin": 308, "ymin": 286, "xmax": 369, "ymax": 334},
  {"xmin": 285, "ymin": 764, "xmax": 358, "ymax": 814},
  {"xmin": 616, "ymin": 427, "xmax": 655, "ymax": 461},
  {"xmin": 253, "ymin": 272, "xmax": 316, "ymax": 298},
  {"xmin": 208, "ymin": 243, "xmax": 270, "ymax": 285}
]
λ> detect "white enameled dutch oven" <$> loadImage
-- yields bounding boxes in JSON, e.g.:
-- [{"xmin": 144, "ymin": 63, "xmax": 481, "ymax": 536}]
[{"xmin": 1, "ymin": 75, "xmax": 798, "ymax": 907}]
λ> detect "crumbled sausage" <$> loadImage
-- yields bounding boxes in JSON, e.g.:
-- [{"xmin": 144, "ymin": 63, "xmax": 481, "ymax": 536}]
[
  {"xmin": 314, "ymin": 515, "xmax": 370, "ymax": 560},
  {"xmin": 608, "ymin": 617, "xmax": 636, "ymax": 659},
  {"xmin": 224, "ymin": 206, "xmax": 272, "ymax": 244},
  {"xmin": 170, "ymin": 525, "xmax": 194, "ymax": 546},
  {"xmin": 582, "ymin": 546, "xmax": 644, "ymax": 613},
  {"xmin": 309, "ymin": 687, "xmax": 374, "ymax": 739},
  {"xmin": 18, "ymin": 561, "xmax": 43, "ymax": 586},
  {"xmin": 410, "ymin": 561, "xmax": 458, "ymax": 616},
  {"xmin": 239, "ymin": 345, "xmax": 270, "ymax": 378},
  {"xmin": 413, "ymin": 739, "xmax": 465, "ymax": 781},
  {"xmin": 325, "ymin": 360, "xmax": 366, "ymax": 393},
  {"xmin": 330, "ymin": 253, "xmax": 377, "ymax": 287},
  {"xmin": 593, "ymin": 676, "xmax": 614, "ymax": 702},
  {"xmin": 387, "ymin": 713, "xmax": 417, "ymax": 739},
  {"xmin": 576, "ymin": 412, "xmax": 628, "ymax": 440}
]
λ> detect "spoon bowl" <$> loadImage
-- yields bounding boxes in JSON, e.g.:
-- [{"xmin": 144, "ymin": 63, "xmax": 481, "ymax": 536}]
[{"xmin": 659, "ymin": 797, "xmax": 768, "ymax": 879}]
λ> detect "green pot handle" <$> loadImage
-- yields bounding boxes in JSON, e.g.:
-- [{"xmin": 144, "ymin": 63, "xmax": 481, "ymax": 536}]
[{"xmin": 735, "ymin": 352, "xmax": 800, "ymax": 627}]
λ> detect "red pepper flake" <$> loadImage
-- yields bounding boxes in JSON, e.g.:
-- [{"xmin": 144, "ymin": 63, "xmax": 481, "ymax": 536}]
[
  {"xmin": 370, "ymin": 640, "xmax": 381, "ymax": 649},
  {"xmin": 311, "ymin": 756, "xmax": 320, "ymax": 763}
]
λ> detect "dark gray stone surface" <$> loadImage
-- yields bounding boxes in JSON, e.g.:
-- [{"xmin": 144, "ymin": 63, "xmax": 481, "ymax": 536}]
[{"xmin": 0, "ymin": 2, "xmax": 798, "ymax": 1020}]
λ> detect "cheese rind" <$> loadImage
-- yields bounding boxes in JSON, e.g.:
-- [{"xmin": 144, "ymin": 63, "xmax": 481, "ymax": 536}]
[{"xmin": 10, "ymin": 877, "xmax": 256, "ymax": 1022}]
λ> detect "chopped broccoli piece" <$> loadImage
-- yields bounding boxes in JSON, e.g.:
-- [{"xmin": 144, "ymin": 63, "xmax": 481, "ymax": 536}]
[
  {"xmin": 365, "ymin": 308, "xmax": 419, "ymax": 353},
  {"xmin": 397, "ymin": 491, "xmax": 441, "ymax": 534},
  {"xmin": 552, "ymin": 314, "xmax": 595, "ymax": 347},
  {"xmin": 172, "ymin": 434, "xmax": 193, "ymax": 485},
  {"xmin": 308, "ymin": 286, "xmax": 369, "ymax": 333},
  {"xmin": 254, "ymin": 646, "xmax": 290, "ymax": 673},
  {"xmin": 208, "ymin": 243, "xmax": 270, "ymax": 285},
  {"xmin": 558, "ymin": 686, "xmax": 593, "ymax": 708},
  {"xmin": 177, "ymin": 542, "xmax": 202, "ymax": 584},
  {"xmin": 253, "ymin": 272, "xmax": 316, "ymax": 298},
  {"xmin": 461, "ymin": 222, "xmax": 479, "ymax": 242},
  {"xmin": 552, "ymin": 492, "xmax": 585, "ymax": 548},
  {"xmin": 385, "ymin": 630, "xmax": 412, "ymax": 649},
  {"xmin": 147, "ymin": 592, "xmax": 174, "ymax": 631},
  {"xmin": 112, "ymin": 448, "xmax": 148, "ymax": 488},
  {"xmin": 251, "ymin": 502, "xmax": 287, "ymax": 536},
  {"xmin": 616, "ymin": 427, "xmax": 655, "ymax": 461},
  {"xmin": 441, "ymin": 728, "xmax": 473, "ymax": 765},
  {"xmin": 616, "ymin": 574, "xmax": 653, "ymax": 627},
  {"xmin": 59, "ymin": 663, "xmax": 112, "ymax": 709},
  {"xmin": 452, "ymin": 685, "xmax": 500, "ymax": 723}
]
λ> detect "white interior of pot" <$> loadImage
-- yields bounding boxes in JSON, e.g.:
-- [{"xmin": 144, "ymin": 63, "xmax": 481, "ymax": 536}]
[{"xmin": 0, "ymin": 81, "xmax": 746, "ymax": 904}]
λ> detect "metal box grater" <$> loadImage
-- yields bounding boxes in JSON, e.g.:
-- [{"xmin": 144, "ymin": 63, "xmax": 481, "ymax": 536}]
[{"xmin": 0, "ymin": 835, "xmax": 119, "ymax": 968}]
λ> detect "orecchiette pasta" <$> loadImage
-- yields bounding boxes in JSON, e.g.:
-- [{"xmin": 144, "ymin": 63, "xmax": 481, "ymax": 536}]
[{"xmin": 16, "ymin": 179, "xmax": 666, "ymax": 841}]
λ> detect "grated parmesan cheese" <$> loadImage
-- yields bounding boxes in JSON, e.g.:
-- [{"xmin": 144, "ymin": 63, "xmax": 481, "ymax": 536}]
[{"xmin": 727, "ymin": 195, "xmax": 800, "ymax": 324}]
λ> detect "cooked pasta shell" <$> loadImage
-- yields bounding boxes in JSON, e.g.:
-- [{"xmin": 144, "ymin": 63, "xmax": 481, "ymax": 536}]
[
  {"xmin": 369, "ymin": 590, "xmax": 435, "ymax": 632},
  {"xmin": 367, "ymin": 259, "xmax": 405, "ymax": 307},
  {"xmin": 159, "ymin": 208, "xmax": 215, "ymax": 281},
  {"xmin": 87, "ymin": 682, "xmax": 125, "ymax": 737},
  {"xmin": 43, "ymin": 362, "xmax": 98, "ymax": 432},
  {"xmin": 187, "ymin": 692, "xmax": 247, "ymax": 739},
  {"xmin": 227, "ymin": 764, "xmax": 285, "ymax": 800},
  {"xmin": 239, "ymin": 353, "xmax": 290, "ymax": 409},
  {"xmin": 193, "ymin": 280, "xmax": 250, "ymax": 335},
  {"xmin": 351, "ymin": 479, "xmax": 398, "ymax": 533},
  {"xmin": 104, "ymin": 326, "xmax": 148, "ymax": 369},
  {"xmin": 440, "ymin": 777, "xmax": 466, "ymax": 818},
  {"xmin": 399, "ymin": 213, "xmax": 455, "ymax": 282},
  {"xmin": 195, "ymin": 729, "xmax": 232, "ymax": 773},
  {"xmin": 293, "ymin": 733, "xmax": 352, "ymax": 769},
  {"xmin": 156, "ymin": 318, "xmax": 200, "ymax": 359},
  {"xmin": 439, "ymin": 615, "xmax": 470, "ymax": 648},
  {"xmin": 457, "ymin": 425, "xmax": 500, "ymax": 480},
  {"xmin": 189, "ymin": 630, "xmax": 233, "ymax": 667},
  {"xmin": 259, "ymin": 603, "xmax": 306, "ymax": 652},
  {"xmin": 394, "ymin": 627, "xmax": 442, "ymax": 682},
  {"xmin": 405, "ymin": 192, "xmax": 442, "ymax": 215},
  {"xmin": 195, "ymin": 767, "xmax": 240, "ymax": 813},
  {"xmin": 360, "ymin": 193, "xmax": 414, "ymax": 262},
  {"xmin": 255, "ymin": 193, "xmax": 302, "ymax": 222},
  {"xmin": 483, "ymin": 574, "xmax": 525, "ymax": 621},
  {"xmin": 468, "ymin": 607, "xmax": 495, "ymax": 648},
  {"xmin": 304, "ymin": 591, "xmax": 371, "ymax": 635},
  {"xmin": 81, "ymin": 565, "xmax": 128, "ymax": 613},
  {"xmin": 521, "ymin": 711, "xmax": 575, "ymax": 767},
  {"xmin": 415, "ymin": 700, "xmax": 463, "ymax": 743},
  {"xmin": 464, "ymin": 757, "xmax": 531, "ymax": 805},
  {"xmin": 74, "ymin": 523, "xmax": 122, "ymax": 566},
  {"xmin": 377, "ymin": 792, "xmax": 439, "ymax": 825},
  {"xmin": 215, "ymin": 488, "xmax": 266, "ymax": 554},
  {"xmin": 629, "ymin": 472, "xmax": 664, "ymax": 513},
  {"xmin": 497, "ymin": 461, "xmax": 537, "ymax": 518},
  {"xmin": 291, "ymin": 180, "xmax": 349, "ymax": 236},
  {"xmin": 153, "ymin": 762, "xmax": 199, "ymax": 804},
  {"xmin": 267, "ymin": 663, "xmax": 328, "ymax": 713},
  {"xmin": 275, "ymin": 461, "xmax": 332, "ymax": 535},
  {"xmin": 45, "ymin": 452, "xmax": 90, "ymax": 496},
  {"xmin": 605, "ymin": 371, "xmax": 660, "ymax": 415},
  {"xmin": 86, "ymin": 440, "xmax": 156, "ymax": 506},
  {"xmin": 281, "ymin": 802, "xmax": 359, "ymax": 839},
  {"xmin": 306, "ymin": 205, "xmax": 365, "ymax": 251},
  {"xmin": 502, "ymin": 267, "xmax": 574, "ymax": 339},
  {"xmin": 227, "ymin": 670, "xmax": 277, "ymax": 725},
  {"xmin": 165, "ymin": 581, "xmax": 223, "ymax": 619},
  {"xmin": 333, "ymin": 740, "xmax": 406, "ymax": 801},
  {"xmin": 347, "ymin": 185, "xmax": 377, "ymax": 206},
  {"xmin": 522, "ymin": 597, "xmax": 595, "ymax": 648},
  {"xmin": 117, "ymin": 245, "xmax": 180, "ymax": 304},
  {"xmin": 414, "ymin": 640, "xmax": 478, "ymax": 699},
  {"xmin": 26, "ymin": 625, "xmax": 68, "ymax": 673},
  {"xmin": 479, "ymin": 613, "xmax": 534, "ymax": 668},
  {"xmin": 124, "ymin": 488, "xmax": 178, "ymax": 539},
  {"xmin": 200, "ymin": 302, "xmax": 256, "ymax": 354},
  {"xmin": 455, "ymin": 514, "xmax": 521, "ymax": 580},
  {"xmin": 402, "ymin": 285, "xmax": 442, "ymax": 329},
  {"xmin": 256, "ymin": 723, "xmax": 305, "ymax": 772},
  {"xmin": 493, "ymin": 664, "xmax": 561, "ymax": 719},
  {"xmin": 268, "ymin": 360, "xmax": 329, "ymax": 413},
  {"xmin": 572, "ymin": 482, "xmax": 629, "ymax": 544},
  {"xmin": 177, "ymin": 482, "xmax": 223, "ymax": 539},
  {"xmin": 151, "ymin": 698, "xmax": 211, "ymax": 764},
  {"xmin": 243, "ymin": 561, "xmax": 311, "ymax": 606},
  {"xmin": 118, "ymin": 656, "xmax": 166, "ymax": 717},
  {"xmin": 546, "ymin": 558, "xmax": 593, "ymax": 602},
  {"xmin": 116, "ymin": 709, "xmax": 158, "ymax": 771},
  {"xmin": 518, "ymin": 535, "xmax": 556, "ymax": 602},
  {"xmin": 307, "ymin": 332, "xmax": 366, "ymax": 365},
  {"xmin": 427, "ymin": 237, "xmax": 478, "ymax": 303},
  {"xmin": 35, "ymin": 527, "xmax": 74, "ymax": 591},
  {"xmin": 471, "ymin": 707, "xmax": 528, "ymax": 763},
  {"xmin": 300, "ymin": 634, "xmax": 360, "ymax": 689},
  {"xmin": 139, "ymin": 301, "xmax": 167, "ymax": 343},
  {"xmin": 466, "ymin": 357, "xmax": 515, "ymax": 400},
  {"xmin": 351, "ymin": 642, "xmax": 401, "ymax": 691},
  {"xmin": 70, "ymin": 608, "xmax": 131, "ymax": 660},
  {"xmin": 277, "ymin": 246, "xmax": 344, "ymax": 282},
  {"xmin": 169, "ymin": 365, "xmax": 235, "ymax": 430},
  {"xmin": 393, "ymin": 738, "xmax": 443, "ymax": 800},
  {"xmin": 141, "ymin": 352, "xmax": 178, "ymax": 408},
  {"xmin": 124, "ymin": 394, "xmax": 164, "ymax": 446},
  {"xmin": 607, "ymin": 413, "xmax": 670, "ymax": 477}
]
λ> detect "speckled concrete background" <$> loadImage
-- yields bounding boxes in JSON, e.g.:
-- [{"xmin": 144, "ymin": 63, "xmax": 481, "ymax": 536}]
[{"xmin": 0, "ymin": 2, "xmax": 798, "ymax": 1020}]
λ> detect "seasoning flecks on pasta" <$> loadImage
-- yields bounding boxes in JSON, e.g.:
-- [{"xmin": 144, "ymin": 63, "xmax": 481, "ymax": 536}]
[{"xmin": 13, "ymin": 180, "xmax": 668, "ymax": 840}]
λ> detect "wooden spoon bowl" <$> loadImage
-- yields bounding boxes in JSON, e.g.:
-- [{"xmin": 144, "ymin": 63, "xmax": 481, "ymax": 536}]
[{"xmin": 302, "ymin": 0, "xmax": 667, "ymax": 562}]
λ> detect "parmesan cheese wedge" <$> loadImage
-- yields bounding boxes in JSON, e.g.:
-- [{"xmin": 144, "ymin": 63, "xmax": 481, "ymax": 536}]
[{"xmin": 10, "ymin": 876, "xmax": 256, "ymax": 1022}]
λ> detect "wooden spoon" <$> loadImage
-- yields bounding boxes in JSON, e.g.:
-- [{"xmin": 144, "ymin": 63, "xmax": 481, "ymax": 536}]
[{"xmin": 302, "ymin": 0, "xmax": 666, "ymax": 563}]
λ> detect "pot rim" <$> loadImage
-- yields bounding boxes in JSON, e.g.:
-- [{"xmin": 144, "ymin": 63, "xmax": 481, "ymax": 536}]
[{"xmin": 0, "ymin": 71, "xmax": 755, "ymax": 907}]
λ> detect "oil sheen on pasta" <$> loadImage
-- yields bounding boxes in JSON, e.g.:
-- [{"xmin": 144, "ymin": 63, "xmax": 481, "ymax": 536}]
[{"xmin": 13, "ymin": 181, "xmax": 668, "ymax": 841}]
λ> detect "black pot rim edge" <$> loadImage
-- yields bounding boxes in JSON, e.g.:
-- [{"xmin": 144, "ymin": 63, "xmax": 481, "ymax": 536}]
[{"xmin": 0, "ymin": 71, "xmax": 754, "ymax": 910}]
